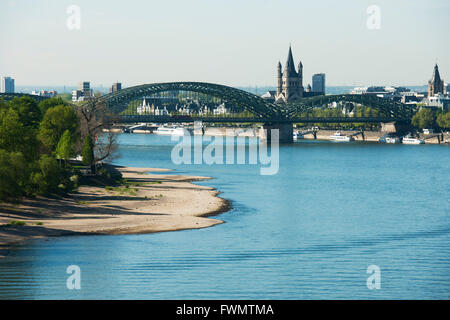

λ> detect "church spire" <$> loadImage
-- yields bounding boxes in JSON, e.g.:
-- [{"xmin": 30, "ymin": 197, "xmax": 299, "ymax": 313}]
[
  {"xmin": 285, "ymin": 45, "xmax": 297, "ymax": 75},
  {"xmin": 428, "ymin": 63, "xmax": 444, "ymax": 97},
  {"xmin": 431, "ymin": 64, "xmax": 442, "ymax": 84}
]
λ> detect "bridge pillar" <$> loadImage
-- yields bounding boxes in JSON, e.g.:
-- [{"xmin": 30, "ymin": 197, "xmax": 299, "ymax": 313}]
[
  {"xmin": 259, "ymin": 123, "xmax": 293, "ymax": 143},
  {"xmin": 381, "ymin": 122, "xmax": 412, "ymax": 134},
  {"xmin": 380, "ymin": 122, "xmax": 398, "ymax": 133}
]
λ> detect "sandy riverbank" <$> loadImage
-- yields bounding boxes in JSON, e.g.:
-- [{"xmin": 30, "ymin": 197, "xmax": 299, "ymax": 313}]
[{"xmin": 0, "ymin": 166, "xmax": 230, "ymax": 258}]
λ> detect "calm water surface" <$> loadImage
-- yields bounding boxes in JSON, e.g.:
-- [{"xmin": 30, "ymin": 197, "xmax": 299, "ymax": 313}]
[{"xmin": 0, "ymin": 134, "xmax": 449, "ymax": 299}]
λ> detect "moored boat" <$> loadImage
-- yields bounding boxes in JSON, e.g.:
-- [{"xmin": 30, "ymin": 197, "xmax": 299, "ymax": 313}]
[
  {"xmin": 402, "ymin": 137, "xmax": 424, "ymax": 144},
  {"xmin": 386, "ymin": 136, "xmax": 401, "ymax": 144},
  {"xmin": 329, "ymin": 131, "xmax": 354, "ymax": 142},
  {"xmin": 155, "ymin": 126, "xmax": 187, "ymax": 136},
  {"xmin": 293, "ymin": 132, "xmax": 304, "ymax": 140}
]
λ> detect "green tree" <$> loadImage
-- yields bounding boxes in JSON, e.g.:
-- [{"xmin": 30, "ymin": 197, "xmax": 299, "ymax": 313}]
[
  {"xmin": 81, "ymin": 134, "xmax": 94, "ymax": 166},
  {"xmin": 411, "ymin": 108, "xmax": 436, "ymax": 129},
  {"xmin": 0, "ymin": 108, "xmax": 39, "ymax": 161},
  {"xmin": 30, "ymin": 155, "xmax": 61, "ymax": 194},
  {"xmin": 7, "ymin": 96, "xmax": 42, "ymax": 128},
  {"xmin": 55, "ymin": 130, "xmax": 74, "ymax": 164},
  {"xmin": 436, "ymin": 111, "xmax": 450, "ymax": 129},
  {"xmin": 39, "ymin": 105, "xmax": 79, "ymax": 151},
  {"xmin": 0, "ymin": 150, "xmax": 28, "ymax": 199},
  {"xmin": 38, "ymin": 97, "xmax": 68, "ymax": 115}
]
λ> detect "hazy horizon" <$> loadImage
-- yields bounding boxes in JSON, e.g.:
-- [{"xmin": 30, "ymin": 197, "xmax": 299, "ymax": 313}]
[{"xmin": 1, "ymin": 0, "xmax": 449, "ymax": 88}]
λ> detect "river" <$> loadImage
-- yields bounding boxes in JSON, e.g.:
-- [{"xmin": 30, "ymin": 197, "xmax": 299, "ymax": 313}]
[{"xmin": 0, "ymin": 134, "xmax": 449, "ymax": 299}]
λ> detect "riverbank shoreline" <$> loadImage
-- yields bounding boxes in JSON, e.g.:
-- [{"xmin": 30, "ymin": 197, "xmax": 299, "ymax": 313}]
[{"xmin": 0, "ymin": 166, "xmax": 230, "ymax": 258}]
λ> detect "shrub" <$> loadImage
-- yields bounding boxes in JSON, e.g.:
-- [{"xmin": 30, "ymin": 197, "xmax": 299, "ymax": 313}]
[
  {"xmin": 30, "ymin": 155, "xmax": 61, "ymax": 194},
  {"xmin": 7, "ymin": 220, "xmax": 26, "ymax": 226},
  {"xmin": 81, "ymin": 134, "xmax": 94, "ymax": 166},
  {"xmin": 0, "ymin": 150, "xmax": 28, "ymax": 199}
]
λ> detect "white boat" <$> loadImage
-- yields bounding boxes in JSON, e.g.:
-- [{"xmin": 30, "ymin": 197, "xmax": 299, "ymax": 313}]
[
  {"xmin": 402, "ymin": 137, "xmax": 424, "ymax": 144},
  {"xmin": 155, "ymin": 126, "xmax": 187, "ymax": 136},
  {"xmin": 329, "ymin": 131, "xmax": 354, "ymax": 142},
  {"xmin": 293, "ymin": 132, "xmax": 304, "ymax": 140},
  {"xmin": 385, "ymin": 137, "xmax": 401, "ymax": 144}
]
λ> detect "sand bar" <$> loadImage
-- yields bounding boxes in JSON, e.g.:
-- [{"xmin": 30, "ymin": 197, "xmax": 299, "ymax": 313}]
[{"xmin": 0, "ymin": 166, "xmax": 230, "ymax": 258}]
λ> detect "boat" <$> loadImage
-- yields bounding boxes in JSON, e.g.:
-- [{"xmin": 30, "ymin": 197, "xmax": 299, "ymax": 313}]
[
  {"xmin": 293, "ymin": 132, "xmax": 304, "ymax": 140},
  {"xmin": 385, "ymin": 136, "xmax": 401, "ymax": 144},
  {"xmin": 329, "ymin": 131, "xmax": 354, "ymax": 142},
  {"xmin": 154, "ymin": 126, "xmax": 187, "ymax": 136},
  {"xmin": 402, "ymin": 137, "xmax": 424, "ymax": 144}
]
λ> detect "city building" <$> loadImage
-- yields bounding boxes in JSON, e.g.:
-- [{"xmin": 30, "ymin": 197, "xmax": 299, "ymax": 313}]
[
  {"xmin": 261, "ymin": 90, "xmax": 276, "ymax": 102},
  {"xmin": 72, "ymin": 90, "xmax": 83, "ymax": 102},
  {"xmin": 312, "ymin": 73, "xmax": 326, "ymax": 94},
  {"xmin": 137, "ymin": 98, "xmax": 153, "ymax": 114},
  {"xmin": 427, "ymin": 93, "xmax": 450, "ymax": 111},
  {"xmin": 275, "ymin": 46, "xmax": 303, "ymax": 103},
  {"xmin": 1, "ymin": 76, "xmax": 15, "ymax": 93},
  {"xmin": 213, "ymin": 103, "xmax": 228, "ymax": 115},
  {"xmin": 72, "ymin": 81, "xmax": 92, "ymax": 102},
  {"xmin": 31, "ymin": 90, "xmax": 57, "ymax": 98},
  {"xmin": 79, "ymin": 81, "xmax": 92, "ymax": 98},
  {"xmin": 428, "ymin": 64, "xmax": 444, "ymax": 98},
  {"xmin": 110, "ymin": 82, "xmax": 122, "ymax": 93}
]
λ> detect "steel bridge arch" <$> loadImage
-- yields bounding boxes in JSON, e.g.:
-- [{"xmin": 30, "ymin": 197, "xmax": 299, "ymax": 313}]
[
  {"xmin": 100, "ymin": 82, "xmax": 281, "ymax": 118},
  {"xmin": 284, "ymin": 94, "xmax": 415, "ymax": 119}
]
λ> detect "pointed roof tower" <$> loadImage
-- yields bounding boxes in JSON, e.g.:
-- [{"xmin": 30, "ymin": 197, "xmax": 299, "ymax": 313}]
[
  {"xmin": 284, "ymin": 45, "xmax": 297, "ymax": 75},
  {"xmin": 430, "ymin": 64, "xmax": 442, "ymax": 84}
]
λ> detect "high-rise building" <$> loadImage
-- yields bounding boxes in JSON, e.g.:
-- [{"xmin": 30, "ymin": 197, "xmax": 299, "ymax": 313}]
[
  {"xmin": 1, "ymin": 76, "xmax": 15, "ymax": 93},
  {"xmin": 78, "ymin": 81, "xmax": 92, "ymax": 98},
  {"xmin": 72, "ymin": 90, "xmax": 83, "ymax": 102},
  {"xmin": 428, "ymin": 64, "xmax": 444, "ymax": 98},
  {"xmin": 73, "ymin": 81, "xmax": 92, "ymax": 102},
  {"xmin": 275, "ymin": 45, "xmax": 304, "ymax": 103},
  {"xmin": 110, "ymin": 82, "xmax": 122, "ymax": 93},
  {"xmin": 312, "ymin": 73, "xmax": 326, "ymax": 94}
]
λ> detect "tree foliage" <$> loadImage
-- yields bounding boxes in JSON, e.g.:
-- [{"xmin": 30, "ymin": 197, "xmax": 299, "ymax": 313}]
[
  {"xmin": 30, "ymin": 155, "xmax": 61, "ymax": 194},
  {"xmin": 0, "ymin": 108, "xmax": 39, "ymax": 161},
  {"xmin": 0, "ymin": 150, "xmax": 28, "ymax": 199},
  {"xmin": 411, "ymin": 108, "xmax": 436, "ymax": 129},
  {"xmin": 38, "ymin": 97, "xmax": 68, "ymax": 115},
  {"xmin": 81, "ymin": 134, "xmax": 94, "ymax": 166},
  {"xmin": 0, "ymin": 96, "xmax": 119, "ymax": 200},
  {"xmin": 78, "ymin": 97, "xmax": 118, "ymax": 163},
  {"xmin": 56, "ymin": 130, "xmax": 74, "ymax": 162},
  {"xmin": 39, "ymin": 105, "xmax": 79, "ymax": 151},
  {"xmin": 7, "ymin": 96, "xmax": 42, "ymax": 128},
  {"xmin": 436, "ymin": 111, "xmax": 450, "ymax": 129}
]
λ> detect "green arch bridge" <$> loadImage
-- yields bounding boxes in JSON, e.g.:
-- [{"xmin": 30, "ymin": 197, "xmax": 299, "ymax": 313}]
[
  {"xmin": 2, "ymin": 82, "xmax": 415, "ymax": 142},
  {"xmin": 97, "ymin": 82, "xmax": 414, "ymax": 124},
  {"xmin": 1, "ymin": 82, "xmax": 415, "ymax": 123}
]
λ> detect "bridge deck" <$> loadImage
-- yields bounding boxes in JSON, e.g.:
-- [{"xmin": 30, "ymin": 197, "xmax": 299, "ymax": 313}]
[{"xmin": 118, "ymin": 115, "xmax": 410, "ymax": 124}]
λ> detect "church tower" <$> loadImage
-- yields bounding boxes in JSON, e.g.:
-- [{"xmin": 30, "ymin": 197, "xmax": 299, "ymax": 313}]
[
  {"xmin": 276, "ymin": 61, "xmax": 282, "ymax": 97},
  {"xmin": 428, "ymin": 64, "xmax": 444, "ymax": 97},
  {"xmin": 275, "ymin": 45, "xmax": 304, "ymax": 103}
]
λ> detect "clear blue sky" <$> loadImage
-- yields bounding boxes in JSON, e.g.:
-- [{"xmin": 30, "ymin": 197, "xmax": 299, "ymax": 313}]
[{"xmin": 1, "ymin": 0, "xmax": 449, "ymax": 88}]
